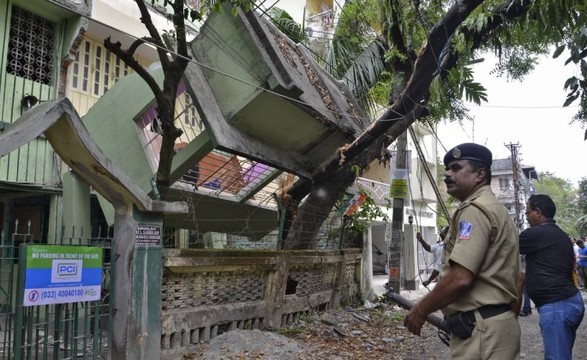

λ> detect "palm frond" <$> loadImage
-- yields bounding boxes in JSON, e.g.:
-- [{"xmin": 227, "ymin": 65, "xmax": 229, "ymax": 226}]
[
  {"xmin": 324, "ymin": 37, "xmax": 387, "ymax": 115},
  {"xmin": 265, "ymin": 7, "xmax": 308, "ymax": 43}
]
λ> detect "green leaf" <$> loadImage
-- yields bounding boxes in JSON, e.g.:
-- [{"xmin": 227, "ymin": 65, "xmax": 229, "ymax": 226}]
[
  {"xmin": 565, "ymin": 56, "xmax": 575, "ymax": 66},
  {"xmin": 564, "ymin": 76, "xmax": 579, "ymax": 90},
  {"xmin": 563, "ymin": 93, "xmax": 580, "ymax": 107},
  {"xmin": 553, "ymin": 44, "xmax": 566, "ymax": 58}
]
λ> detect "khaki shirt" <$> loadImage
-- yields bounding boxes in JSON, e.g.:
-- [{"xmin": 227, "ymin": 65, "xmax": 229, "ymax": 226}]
[{"xmin": 441, "ymin": 185, "xmax": 520, "ymax": 316}]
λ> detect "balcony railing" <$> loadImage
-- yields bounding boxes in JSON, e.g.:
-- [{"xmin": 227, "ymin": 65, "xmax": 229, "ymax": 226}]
[{"xmin": 354, "ymin": 177, "xmax": 390, "ymax": 206}]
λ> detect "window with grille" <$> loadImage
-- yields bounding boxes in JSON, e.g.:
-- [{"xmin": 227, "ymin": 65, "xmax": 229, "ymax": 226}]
[
  {"xmin": 6, "ymin": 6, "xmax": 55, "ymax": 85},
  {"xmin": 69, "ymin": 39, "xmax": 134, "ymax": 97},
  {"xmin": 137, "ymin": 106, "xmax": 163, "ymax": 171},
  {"xmin": 71, "ymin": 40, "xmax": 91, "ymax": 92},
  {"xmin": 137, "ymin": 86, "xmax": 205, "ymax": 171},
  {"xmin": 184, "ymin": 91, "xmax": 204, "ymax": 130}
]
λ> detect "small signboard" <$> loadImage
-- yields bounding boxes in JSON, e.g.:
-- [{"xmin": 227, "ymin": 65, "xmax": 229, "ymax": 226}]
[
  {"xmin": 136, "ymin": 224, "xmax": 161, "ymax": 247},
  {"xmin": 23, "ymin": 245, "xmax": 102, "ymax": 307},
  {"xmin": 389, "ymin": 169, "xmax": 408, "ymax": 199}
]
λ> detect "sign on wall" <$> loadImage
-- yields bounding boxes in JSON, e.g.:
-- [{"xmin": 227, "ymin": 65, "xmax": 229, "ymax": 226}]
[
  {"xmin": 23, "ymin": 245, "xmax": 103, "ymax": 307},
  {"xmin": 136, "ymin": 224, "xmax": 161, "ymax": 247}
]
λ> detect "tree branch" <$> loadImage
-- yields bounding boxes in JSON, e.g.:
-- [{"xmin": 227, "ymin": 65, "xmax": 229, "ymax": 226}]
[
  {"xmin": 386, "ymin": 0, "xmax": 410, "ymax": 60},
  {"xmin": 104, "ymin": 37, "xmax": 164, "ymax": 102},
  {"xmin": 127, "ymin": 37, "xmax": 158, "ymax": 58},
  {"xmin": 282, "ymin": 107, "xmax": 426, "ymax": 249},
  {"xmin": 282, "ymin": 0, "xmax": 496, "ymax": 248},
  {"xmin": 287, "ymin": 0, "xmax": 485, "ymax": 204},
  {"xmin": 134, "ymin": 0, "xmax": 171, "ymax": 69},
  {"xmin": 171, "ymin": 0, "xmax": 189, "ymax": 61},
  {"xmin": 439, "ymin": 0, "xmax": 532, "ymax": 75},
  {"xmin": 283, "ymin": 0, "xmax": 544, "ymax": 248}
]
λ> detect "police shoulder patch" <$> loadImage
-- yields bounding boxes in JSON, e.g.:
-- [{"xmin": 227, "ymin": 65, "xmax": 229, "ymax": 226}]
[{"xmin": 458, "ymin": 221, "xmax": 473, "ymax": 240}]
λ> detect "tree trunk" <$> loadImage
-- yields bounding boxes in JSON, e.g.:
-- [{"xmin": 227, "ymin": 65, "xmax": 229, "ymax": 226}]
[
  {"xmin": 282, "ymin": 111, "xmax": 417, "ymax": 249},
  {"xmin": 282, "ymin": 0, "xmax": 523, "ymax": 249},
  {"xmin": 281, "ymin": 164, "xmax": 357, "ymax": 249}
]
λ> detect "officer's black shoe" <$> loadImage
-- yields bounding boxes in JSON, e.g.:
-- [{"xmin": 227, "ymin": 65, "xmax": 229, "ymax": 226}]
[{"xmin": 518, "ymin": 310, "xmax": 532, "ymax": 316}]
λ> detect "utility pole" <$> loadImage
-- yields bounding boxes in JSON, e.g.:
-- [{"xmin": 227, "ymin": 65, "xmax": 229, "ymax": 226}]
[
  {"xmin": 388, "ymin": 131, "xmax": 408, "ymax": 294},
  {"xmin": 505, "ymin": 143, "xmax": 523, "ymax": 230}
]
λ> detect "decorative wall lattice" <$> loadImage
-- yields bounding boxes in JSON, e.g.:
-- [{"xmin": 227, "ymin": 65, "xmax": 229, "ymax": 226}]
[
  {"xmin": 6, "ymin": 6, "xmax": 55, "ymax": 85},
  {"xmin": 288, "ymin": 264, "xmax": 336, "ymax": 296},
  {"xmin": 160, "ymin": 249, "xmax": 362, "ymax": 359},
  {"xmin": 161, "ymin": 270, "xmax": 265, "ymax": 310}
]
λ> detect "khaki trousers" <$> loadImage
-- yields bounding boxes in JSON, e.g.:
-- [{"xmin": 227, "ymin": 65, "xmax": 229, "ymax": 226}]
[{"xmin": 450, "ymin": 310, "xmax": 520, "ymax": 360}]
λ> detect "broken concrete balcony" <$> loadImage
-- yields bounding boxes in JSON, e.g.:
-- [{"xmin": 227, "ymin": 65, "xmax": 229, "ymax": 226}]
[
  {"xmin": 186, "ymin": 4, "xmax": 368, "ymax": 177},
  {"xmin": 80, "ymin": 5, "xmax": 368, "ymax": 241}
]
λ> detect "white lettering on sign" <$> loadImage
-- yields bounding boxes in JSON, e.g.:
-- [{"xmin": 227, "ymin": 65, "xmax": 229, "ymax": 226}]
[{"xmin": 136, "ymin": 224, "xmax": 161, "ymax": 246}]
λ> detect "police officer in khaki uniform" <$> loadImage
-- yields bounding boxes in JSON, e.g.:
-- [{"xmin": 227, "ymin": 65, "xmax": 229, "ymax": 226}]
[{"xmin": 404, "ymin": 143, "xmax": 521, "ymax": 359}]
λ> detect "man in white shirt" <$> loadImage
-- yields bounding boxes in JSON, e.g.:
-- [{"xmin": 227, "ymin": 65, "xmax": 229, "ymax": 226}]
[{"xmin": 417, "ymin": 227, "xmax": 449, "ymax": 287}]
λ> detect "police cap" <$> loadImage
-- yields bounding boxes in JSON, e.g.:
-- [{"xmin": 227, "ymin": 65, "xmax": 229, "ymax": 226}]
[{"xmin": 443, "ymin": 143, "xmax": 492, "ymax": 168}]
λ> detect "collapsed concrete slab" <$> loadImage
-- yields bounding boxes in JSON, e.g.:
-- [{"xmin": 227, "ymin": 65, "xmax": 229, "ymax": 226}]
[{"xmin": 187, "ymin": 5, "xmax": 368, "ymax": 177}]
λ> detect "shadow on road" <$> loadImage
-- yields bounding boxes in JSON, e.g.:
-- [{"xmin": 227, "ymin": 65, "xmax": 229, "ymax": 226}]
[{"xmin": 373, "ymin": 275, "xmax": 587, "ymax": 359}]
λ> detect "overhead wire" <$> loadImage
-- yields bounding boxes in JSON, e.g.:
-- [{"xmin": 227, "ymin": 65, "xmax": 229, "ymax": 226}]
[
  {"xmin": 403, "ymin": 148, "xmax": 431, "ymax": 284},
  {"xmin": 387, "ymin": 0, "xmax": 462, "ymax": 279},
  {"xmin": 403, "ymin": 128, "xmax": 441, "ymax": 286},
  {"xmin": 48, "ymin": 0, "xmax": 390, "ymax": 126},
  {"xmin": 52, "ymin": 0, "xmax": 571, "ymax": 132},
  {"xmin": 46, "ymin": 0, "xmax": 568, "ymax": 246}
]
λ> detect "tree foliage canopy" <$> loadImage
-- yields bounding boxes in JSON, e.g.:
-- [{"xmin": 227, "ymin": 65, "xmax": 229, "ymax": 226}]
[
  {"xmin": 576, "ymin": 178, "xmax": 587, "ymax": 236},
  {"xmin": 533, "ymin": 172, "xmax": 580, "ymax": 236},
  {"xmin": 281, "ymin": 0, "xmax": 587, "ymax": 249}
]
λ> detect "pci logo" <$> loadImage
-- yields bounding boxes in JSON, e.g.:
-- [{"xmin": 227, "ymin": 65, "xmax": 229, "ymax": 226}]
[
  {"xmin": 58, "ymin": 263, "xmax": 78, "ymax": 275},
  {"xmin": 51, "ymin": 259, "xmax": 82, "ymax": 283}
]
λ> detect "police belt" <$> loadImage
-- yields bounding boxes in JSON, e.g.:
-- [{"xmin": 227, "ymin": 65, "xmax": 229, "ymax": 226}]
[{"xmin": 454, "ymin": 304, "xmax": 511, "ymax": 323}]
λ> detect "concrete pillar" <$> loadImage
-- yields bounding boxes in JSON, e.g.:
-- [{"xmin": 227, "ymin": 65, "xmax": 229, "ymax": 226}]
[
  {"xmin": 361, "ymin": 227, "xmax": 373, "ymax": 298},
  {"xmin": 111, "ymin": 206, "xmax": 163, "ymax": 360},
  {"xmin": 46, "ymin": 194, "xmax": 63, "ymax": 244},
  {"xmin": 61, "ymin": 171, "xmax": 91, "ymax": 239},
  {"xmin": 402, "ymin": 225, "xmax": 418, "ymax": 290}
]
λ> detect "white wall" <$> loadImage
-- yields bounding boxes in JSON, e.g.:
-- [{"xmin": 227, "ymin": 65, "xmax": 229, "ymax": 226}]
[{"xmin": 93, "ymin": 0, "xmax": 178, "ymax": 39}]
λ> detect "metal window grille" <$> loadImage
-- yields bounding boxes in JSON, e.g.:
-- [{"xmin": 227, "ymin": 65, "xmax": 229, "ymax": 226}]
[
  {"xmin": 137, "ymin": 85, "xmax": 207, "ymax": 170},
  {"xmin": 183, "ymin": 92, "xmax": 204, "ymax": 130},
  {"xmin": 6, "ymin": 6, "xmax": 55, "ymax": 86}
]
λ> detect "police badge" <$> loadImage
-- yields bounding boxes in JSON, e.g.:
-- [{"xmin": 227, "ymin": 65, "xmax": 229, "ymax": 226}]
[{"xmin": 452, "ymin": 147, "xmax": 461, "ymax": 159}]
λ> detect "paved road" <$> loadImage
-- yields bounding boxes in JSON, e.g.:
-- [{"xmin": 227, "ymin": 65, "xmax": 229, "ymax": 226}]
[{"xmin": 373, "ymin": 275, "xmax": 587, "ymax": 359}]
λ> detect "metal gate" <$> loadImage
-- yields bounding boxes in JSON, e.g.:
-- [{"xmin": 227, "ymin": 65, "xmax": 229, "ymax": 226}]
[{"xmin": 0, "ymin": 221, "xmax": 113, "ymax": 360}]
